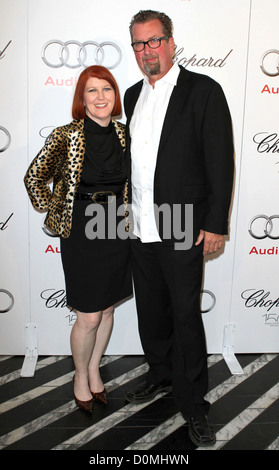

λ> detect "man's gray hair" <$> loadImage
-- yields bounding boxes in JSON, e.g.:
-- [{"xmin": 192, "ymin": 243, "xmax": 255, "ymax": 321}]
[{"xmin": 129, "ymin": 10, "xmax": 173, "ymax": 39}]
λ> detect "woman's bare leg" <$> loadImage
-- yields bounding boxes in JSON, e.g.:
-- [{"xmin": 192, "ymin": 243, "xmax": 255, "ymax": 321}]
[
  {"xmin": 71, "ymin": 310, "xmax": 102, "ymax": 401},
  {"xmin": 88, "ymin": 306, "xmax": 114, "ymax": 393}
]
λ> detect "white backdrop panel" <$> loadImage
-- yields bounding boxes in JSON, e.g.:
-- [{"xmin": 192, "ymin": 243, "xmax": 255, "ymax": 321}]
[
  {"xmin": 230, "ymin": 0, "xmax": 279, "ymax": 352},
  {"xmin": 1, "ymin": 0, "xmax": 277, "ymax": 355},
  {"xmin": 0, "ymin": 0, "xmax": 29, "ymax": 354},
  {"xmin": 26, "ymin": 0, "xmax": 250, "ymax": 354}
]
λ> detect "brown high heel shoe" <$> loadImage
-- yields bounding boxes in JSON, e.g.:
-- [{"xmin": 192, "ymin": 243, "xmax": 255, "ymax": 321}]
[
  {"xmin": 73, "ymin": 375, "xmax": 93, "ymax": 413},
  {"xmin": 91, "ymin": 388, "xmax": 107, "ymax": 405}
]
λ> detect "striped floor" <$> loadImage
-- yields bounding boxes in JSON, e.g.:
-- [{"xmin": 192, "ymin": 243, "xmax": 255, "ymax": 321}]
[{"xmin": 0, "ymin": 353, "xmax": 278, "ymax": 458}]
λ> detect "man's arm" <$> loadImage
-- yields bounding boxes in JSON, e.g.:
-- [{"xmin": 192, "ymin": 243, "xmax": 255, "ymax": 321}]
[{"xmin": 195, "ymin": 230, "xmax": 224, "ymax": 256}]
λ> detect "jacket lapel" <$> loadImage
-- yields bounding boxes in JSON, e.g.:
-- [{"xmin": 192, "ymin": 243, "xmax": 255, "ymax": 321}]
[
  {"xmin": 157, "ymin": 66, "xmax": 192, "ymax": 154},
  {"xmin": 67, "ymin": 120, "xmax": 86, "ymax": 195}
]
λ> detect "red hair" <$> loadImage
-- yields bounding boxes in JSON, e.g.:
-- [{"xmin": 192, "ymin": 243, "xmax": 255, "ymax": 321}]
[{"xmin": 72, "ymin": 65, "xmax": 122, "ymax": 119}]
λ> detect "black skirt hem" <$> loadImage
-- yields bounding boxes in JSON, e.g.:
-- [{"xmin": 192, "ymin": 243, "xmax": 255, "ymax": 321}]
[{"xmin": 65, "ymin": 290, "xmax": 133, "ymax": 314}]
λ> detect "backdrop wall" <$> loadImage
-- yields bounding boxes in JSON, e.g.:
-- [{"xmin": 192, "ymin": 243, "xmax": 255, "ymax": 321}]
[{"xmin": 0, "ymin": 0, "xmax": 278, "ymax": 362}]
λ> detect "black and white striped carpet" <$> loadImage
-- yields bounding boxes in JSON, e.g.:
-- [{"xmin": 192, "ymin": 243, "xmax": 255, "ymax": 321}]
[{"xmin": 0, "ymin": 353, "xmax": 278, "ymax": 458}]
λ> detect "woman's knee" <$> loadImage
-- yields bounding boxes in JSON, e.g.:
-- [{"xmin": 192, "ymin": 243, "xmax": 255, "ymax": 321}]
[
  {"xmin": 102, "ymin": 306, "xmax": 114, "ymax": 317},
  {"xmin": 75, "ymin": 311, "xmax": 102, "ymax": 332}
]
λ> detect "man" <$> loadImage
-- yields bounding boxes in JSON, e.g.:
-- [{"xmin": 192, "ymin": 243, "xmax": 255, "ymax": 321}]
[{"xmin": 124, "ymin": 10, "xmax": 234, "ymax": 447}]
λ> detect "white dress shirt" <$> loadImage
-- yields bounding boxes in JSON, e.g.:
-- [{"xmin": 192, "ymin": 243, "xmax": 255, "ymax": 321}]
[{"xmin": 130, "ymin": 63, "xmax": 180, "ymax": 242}]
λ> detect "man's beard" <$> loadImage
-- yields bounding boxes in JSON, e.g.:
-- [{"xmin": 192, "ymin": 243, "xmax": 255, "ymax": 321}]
[{"xmin": 143, "ymin": 57, "xmax": 161, "ymax": 76}]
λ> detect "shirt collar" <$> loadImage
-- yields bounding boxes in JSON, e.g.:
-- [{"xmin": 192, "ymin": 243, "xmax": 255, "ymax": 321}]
[{"xmin": 143, "ymin": 62, "xmax": 180, "ymax": 87}]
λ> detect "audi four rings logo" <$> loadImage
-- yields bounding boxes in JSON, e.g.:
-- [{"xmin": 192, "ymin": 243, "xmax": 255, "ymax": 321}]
[
  {"xmin": 201, "ymin": 290, "xmax": 216, "ymax": 313},
  {"xmin": 0, "ymin": 289, "xmax": 14, "ymax": 313},
  {"xmin": 249, "ymin": 215, "xmax": 279, "ymax": 240},
  {"xmin": 260, "ymin": 50, "xmax": 279, "ymax": 77},
  {"xmin": 0, "ymin": 126, "xmax": 11, "ymax": 153},
  {"xmin": 41, "ymin": 40, "xmax": 122, "ymax": 69}
]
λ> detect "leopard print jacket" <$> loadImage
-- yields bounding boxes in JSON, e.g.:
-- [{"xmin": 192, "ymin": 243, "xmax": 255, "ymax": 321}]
[{"xmin": 24, "ymin": 119, "xmax": 126, "ymax": 238}]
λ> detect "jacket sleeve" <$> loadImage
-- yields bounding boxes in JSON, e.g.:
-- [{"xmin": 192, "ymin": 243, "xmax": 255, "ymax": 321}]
[
  {"xmin": 24, "ymin": 128, "xmax": 66, "ymax": 212},
  {"xmin": 201, "ymin": 82, "xmax": 234, "ymax": 235}
]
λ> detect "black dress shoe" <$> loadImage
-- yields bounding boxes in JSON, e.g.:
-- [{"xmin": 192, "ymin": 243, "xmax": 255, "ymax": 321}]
[
  {"xmin": 186, "ymin": 415, "xmax": 216, "ymax": 447},
  {"xmin": 125, "ymin": 380, "xmax": 172, "ymax": 404}
]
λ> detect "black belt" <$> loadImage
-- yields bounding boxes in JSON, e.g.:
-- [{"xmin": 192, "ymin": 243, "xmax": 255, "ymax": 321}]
[{"xmin": 75, "ymin": 189, "xmax": 123, "ymax": 204}]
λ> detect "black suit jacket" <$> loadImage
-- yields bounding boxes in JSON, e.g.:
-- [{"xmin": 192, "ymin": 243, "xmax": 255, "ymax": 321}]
[{"xmin": 124, "ymin": 65, "xmax": 234, "ymax": 241}]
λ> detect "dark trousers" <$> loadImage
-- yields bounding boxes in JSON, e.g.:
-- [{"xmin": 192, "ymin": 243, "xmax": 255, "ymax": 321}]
[{"xmin": 131, "ymin": 236, "xmax": 210, "ymax": 417}]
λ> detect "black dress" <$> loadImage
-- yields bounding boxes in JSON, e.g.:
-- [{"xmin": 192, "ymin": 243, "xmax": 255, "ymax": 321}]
[{"xmin": 60, "ymin": 117, "xmax": 132, "ymax": 312}]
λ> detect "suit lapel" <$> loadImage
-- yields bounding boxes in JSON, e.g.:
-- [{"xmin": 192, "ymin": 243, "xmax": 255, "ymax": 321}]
[{"xmin": 157, "ymin": 67, "xmax": 192, "ymax": 153}]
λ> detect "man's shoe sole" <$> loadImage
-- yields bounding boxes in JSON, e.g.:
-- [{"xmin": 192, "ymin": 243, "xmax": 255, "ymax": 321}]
[
  {"xmin": 188, "ymin": 429, "xmax": 216, "ymax": 447},
  {"xmin": 125, "ymin": 385, "xmax": 172, "ymax": 404}
]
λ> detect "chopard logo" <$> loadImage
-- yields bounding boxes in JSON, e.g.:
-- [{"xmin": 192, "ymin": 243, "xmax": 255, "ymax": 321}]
[
  {"xmin": 241, "ymin": 289, "xmax": 279, "ymax": 326},
  {"xmin": 0, "ymin": 213, "xmax": 13, "ymax": 231},
  {"xmin": 253, "ymin": 133, "xmax": 279, "ymax": 154},
  {"xmin": 39, "ymin": 126, "xmax": 55, "ymax": 140},
  {"xmin": 174, "ymin": 48, "xmax": 233, "ymax": 69},
  {"xmin": 41, "ymin": 40, "xmax": 122, "ymax": 69},
  {"xmin": 0, "ymin": 40, "xmax": 12, "ymax": 60},
  {"xmin": 40, "ymin": 288, "xmax": 75, "ymax": 325},
  {"xmin": 253, "ymin": 132, "xmax": 279, "ymax": 167},
  {"xmin": 40, "ymin": 289, "xmax": 76, "ymax": 326},
  {"xmin": 41, "ymin": 288, "xmax": 67, "ymax": 308}
]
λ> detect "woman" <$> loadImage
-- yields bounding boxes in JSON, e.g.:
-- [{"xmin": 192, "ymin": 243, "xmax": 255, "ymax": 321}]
[{"xmin": 24, "ymin": 66, "xmax": 132, "ymax": 413}]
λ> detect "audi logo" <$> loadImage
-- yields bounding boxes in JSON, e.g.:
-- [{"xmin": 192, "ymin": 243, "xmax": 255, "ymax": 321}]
[
  {"xmin": 260, "ymin": 50, "xmax": 279, "ymax": 77},
  {"xmin": 201, "ymin": 290, "xmax": 216, "ymax": 313},
  {"xmin": 0, "ymin": 289, "xmax": 14, "ymax": 313},
  {"xmin": 0, "ymin": 126, "xmax": 11, "ymax": 153},
  {"xmin": 249, "ymin": 215, "xmax": 279, "ymax": 240},
  {"xmin": 41, "ymin": 40, "xmax": 122, "ymax": 70}
]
